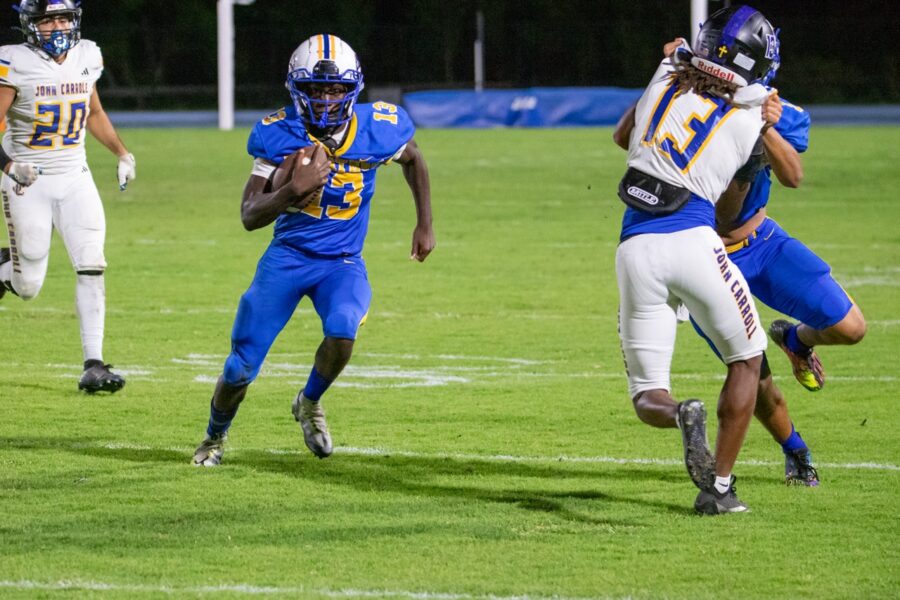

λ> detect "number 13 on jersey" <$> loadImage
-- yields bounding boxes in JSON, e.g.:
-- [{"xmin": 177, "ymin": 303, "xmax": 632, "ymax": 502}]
[{"xmin": 641, "ymin": 83, "xmax": 735, "ymax": 172}]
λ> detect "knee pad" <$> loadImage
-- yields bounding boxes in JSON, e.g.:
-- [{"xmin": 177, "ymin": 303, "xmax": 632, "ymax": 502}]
[
  {"xmin": 223, "ymin": 352, "xmax": 260, "ymax": 387},
  {"xmin": 13, "ymin": 276, "xmax": 43, "ymax": 300},
  {"xmin": 72, "ymin": 242, "xmax": 106, "ymax": 273},
  {"xmin": 759, "ymin": 352, "xmax": 771, "ymax": 379},
  {"xmin": 324, "ymin": 309, "xmax": 365, "ymax": 340},
  {"xmin": 17, "ymin": 224, "xmax": 51, "ymax": 262}
]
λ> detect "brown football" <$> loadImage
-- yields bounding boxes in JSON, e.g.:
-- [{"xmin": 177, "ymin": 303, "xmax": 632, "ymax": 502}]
[
  {"xmin": 270, "ymin": 149, "xmax": 323, "ymax": 211},
  {"xmin": 270, "ymin": 150, "xmax": 300, "ymax": 192}
]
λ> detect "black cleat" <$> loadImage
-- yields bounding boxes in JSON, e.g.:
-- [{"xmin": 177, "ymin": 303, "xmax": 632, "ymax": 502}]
[
  {"xmin": 78, "ymin": 360, "xmax": 126, "ymax": 394},
  {"xmin": 0, "ymin": 247, "xmax": 10, "ymax": 300},
  {"xmin": 676, "ymin": 399, "xmax": 716, "ymax": 490},
  {"xmin": 694, "ymin": 475, "xmax": 750, "ymax": 515},
  {"xmin": 785, "ymin": 447, "xmax": 820, "ymax": 487}
]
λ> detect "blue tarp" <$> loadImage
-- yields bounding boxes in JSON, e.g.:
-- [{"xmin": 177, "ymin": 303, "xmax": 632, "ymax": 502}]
[
  {"xmin": 402, "ymin": 88, "xmax": 643, "ymax": 128},
  {"xmin": 102, "ymin": 103, "xmax": 900, "ymax": 129}
]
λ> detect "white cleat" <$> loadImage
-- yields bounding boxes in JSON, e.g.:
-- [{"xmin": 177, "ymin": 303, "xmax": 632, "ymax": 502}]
[
  {"xmin": 192, "ymin": 433, "xmax": 227, "ymax": 467},
  {"xmin": 291, "ymin": 393, "xmax": 333, "ymax": 459}
]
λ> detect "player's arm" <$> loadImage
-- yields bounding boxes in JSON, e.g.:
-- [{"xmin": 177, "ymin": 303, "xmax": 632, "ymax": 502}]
[
  {"xmin": 612, "ymin": 103, "xmax": 636, "ymax": 150},
  {"xmin": 716, "ymin": 179, "xmax": 752, "ymax": 235},
  {"xmin": 87, "ymin": 89, "xmax": 136, "ymax": 190},
  {"xmin": 394, "ymin": 138, "xmax": 434, "ymax": 262},
  {"xmin": 240, "ymin": 145, "xmax": 329, "ymax": 231},
  {"xmin": 760, "ymin": 92, "xmax": 803, "ymax": 188},
  {"xmin": 716, "ymin": 133, "xmax": 766, "ymax": 233},
  {"xmin": 762, "ymin": 130, "xmax": 803, "ymax": 188},
  {"xmin": 0, "ymin": 85, "xmax": 41, "ymax": 189},
  {"xmin": 615, "ymin": 39, "xmax": 685, "ymax": 151}
]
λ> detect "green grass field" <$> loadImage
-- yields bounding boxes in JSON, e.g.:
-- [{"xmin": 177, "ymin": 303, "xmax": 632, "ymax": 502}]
[{"xmin": 2, "ymin": 125, "xmax": 898, "ymax": 599}]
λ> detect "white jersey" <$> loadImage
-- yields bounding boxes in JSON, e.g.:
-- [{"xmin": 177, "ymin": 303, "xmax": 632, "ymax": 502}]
[
  {"xmin": 0, "ymin": 40, "xmax": 103, "ymax": 175},
  {"xmin": 627, "ymin": 58, "xmax": 766, "ymax": 204}
]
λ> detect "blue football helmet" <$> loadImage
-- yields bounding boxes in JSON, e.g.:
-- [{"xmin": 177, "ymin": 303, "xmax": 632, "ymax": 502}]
[
  {"xmin": 691, "ymin": 5, "xmax": 779, "ymax": 87},
  {"xmin": 286, "ymin": 34, "xmax": 365, "ymax": 132},
  {"xmin": 14, "ymin": 0, "xmax": 82, "ymax": 57}
]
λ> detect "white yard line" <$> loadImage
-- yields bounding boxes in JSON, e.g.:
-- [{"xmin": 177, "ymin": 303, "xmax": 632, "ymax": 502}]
[
  {"xmin": 0, "ymin": 580, "xmax": 614, "ymax": 600},
  {"xmin": 82, "ymin": 441, "xmax": 900, "ymax": 472}
]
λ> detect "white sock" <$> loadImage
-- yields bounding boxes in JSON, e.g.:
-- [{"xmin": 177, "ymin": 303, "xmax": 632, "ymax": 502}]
[
  {"xmin": 714, "ymin": 475, "xmax": 732, "ymax": 495},
  {"xmin": 76, "ymin": 273, "xmax": 105, "ymax": 362}
]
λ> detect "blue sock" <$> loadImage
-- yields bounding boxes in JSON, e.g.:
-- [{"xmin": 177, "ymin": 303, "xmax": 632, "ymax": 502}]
[
  {"xmin": 303, "ymin": 367, "xmax": 332, "ymax": 402},
  {"xmin": 206, "ymin": 400, "xmax": 238, "ymax": 437},
  {"xmin": 785, "ymin": 325, "xmax": 811, "ymax": 355},
  {"xmin": 781, "ymin": 424, "xmax": 808, "ymax": 453}
]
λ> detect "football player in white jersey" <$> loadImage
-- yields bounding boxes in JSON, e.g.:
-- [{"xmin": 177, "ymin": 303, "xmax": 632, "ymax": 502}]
[
  {"xmin": 612, "ymin": 5, "xmax": 779, "ymax": 514},
  {"xmin": 0, "ymin": 0, "xmax": 136, "ymax": 393}
]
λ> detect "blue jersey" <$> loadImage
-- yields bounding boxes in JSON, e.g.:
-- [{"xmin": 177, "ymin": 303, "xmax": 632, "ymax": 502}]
[
  {"xmin": 247, "ymin": 101, "xmax": 415, "ymax": 257},
  {"xmin": 733, "ymin": 99, "xmax": 810, "ymax": 225}
]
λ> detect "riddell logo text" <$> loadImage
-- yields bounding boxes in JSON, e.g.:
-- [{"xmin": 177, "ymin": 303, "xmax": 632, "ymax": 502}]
[{"xmin": 695, "ymin": 61, "xmax": 735, "ymax": 82}]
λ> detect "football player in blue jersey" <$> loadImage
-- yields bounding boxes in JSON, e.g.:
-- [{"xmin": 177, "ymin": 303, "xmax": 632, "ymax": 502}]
[
  {"xmin": 192, "ymin": 34, "xmax": 435, "ymax": 466},
  {"xmin": 708, "ymin": 73, "xmax": 867, "ymax": 486}
]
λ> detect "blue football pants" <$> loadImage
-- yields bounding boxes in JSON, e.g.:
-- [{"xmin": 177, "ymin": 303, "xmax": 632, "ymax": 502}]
[
  {"xmin": 694, "ymin": 217, "xmax": 852, "ymax": 357},
  {"xmin": 223, "ymin": 240, "xmax": 371, "ymax": 387}
]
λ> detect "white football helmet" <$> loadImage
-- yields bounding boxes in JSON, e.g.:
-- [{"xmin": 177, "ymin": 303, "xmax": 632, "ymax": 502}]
[{"xmin": 286, "ymin": 34, "xmax": 364, "ymax": 131}]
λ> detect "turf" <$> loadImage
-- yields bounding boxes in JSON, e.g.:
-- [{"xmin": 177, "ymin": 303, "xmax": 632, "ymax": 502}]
[{"xmin": 1, "ymin": 126, "xmax": 898, "ymax": 599}]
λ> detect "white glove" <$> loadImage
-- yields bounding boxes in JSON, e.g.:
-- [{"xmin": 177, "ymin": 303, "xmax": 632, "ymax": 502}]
[
  {"xmin": 6, "ymin": 161, "xmax": 41, "ymax": 192},
  {"xmin": 117, "ymin": 152, "xmax": 136, "ymax": 190}
]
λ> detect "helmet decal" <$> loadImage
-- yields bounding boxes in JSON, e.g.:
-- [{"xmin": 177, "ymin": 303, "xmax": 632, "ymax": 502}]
[{"xmin": 692, "ymin": 5, "xmax": 779, "ymax": 87}]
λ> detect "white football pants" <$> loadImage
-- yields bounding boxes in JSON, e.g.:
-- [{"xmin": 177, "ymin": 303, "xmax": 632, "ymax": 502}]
[
  {"xmin": 1, "ymin": 166, "xmax": 107, "ymax": 298},
  {"xmin": 616, "ymin": 226, "xmax": 767, "ymax": 398}
]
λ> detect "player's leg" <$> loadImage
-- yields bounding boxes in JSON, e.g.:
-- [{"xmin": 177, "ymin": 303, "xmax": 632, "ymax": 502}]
[
  {"xmin": 751, "ymin": 219, "xmax": 862, "ymax": 391},
  {"xmin": 194, "ymin": 242, "xmax": 303, "ymax": 466},
  {"xmin": 1, "ymin": 176, "xmax": 53, "ymax": 300},
  {"xmin": 754, "ymin": 356, "xmax": 819, "ymax": 485},
  {"xmin": 676, "ymin": 228, "xmax": 766, "ymax": 514},
  {"xmin": 616, "ymin": 234, "xmax": 715, "ymax": 491},
  {"xmin": 707, "ymin": 230, "xmax": 819, "ymax": 484},
  {"xmin": 54, "ymin": 171, "xmax": 124, "ymax": 393},
  {"xmin": 297, "ymin": 256, "xmax": 372, "ymax": 458}
]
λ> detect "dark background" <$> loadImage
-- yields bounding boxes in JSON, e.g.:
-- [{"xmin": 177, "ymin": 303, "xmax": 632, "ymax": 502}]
[{"xmin": 2, "ymin": 0, "xmax": 897, "ymax": 109}]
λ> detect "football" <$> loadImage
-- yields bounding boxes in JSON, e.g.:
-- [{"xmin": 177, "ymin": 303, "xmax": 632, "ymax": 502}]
[{"xmin": 270, "ymin": 148, "xmax": 324, "ymax": 212}]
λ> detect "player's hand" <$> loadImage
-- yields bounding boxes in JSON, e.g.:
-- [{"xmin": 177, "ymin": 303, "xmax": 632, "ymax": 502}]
[
  {"xmin": 5, "ymin": 160, "xmax": 42, "ymax": 195},
  {"xmin": 290, "ymin": 144, "xmax": 330, "ymax": 198},
  {"xmin": 663, "ymin": 37, "xmax": 689, "ymax": 58},
  {"xmin": 761, "ymin": 91, "xmax": 782, "ymax": 132},
  {"xmin": 410, "ymin": 224, "xmax": 435, "ymax": 262},
  {"xmin": 117, "ymin": 152, "xmax": 136, "ymax": 191}
]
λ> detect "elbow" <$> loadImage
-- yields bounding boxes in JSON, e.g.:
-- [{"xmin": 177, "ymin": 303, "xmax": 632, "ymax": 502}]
[
  {"xmin": 612, "ymin": 130, "xmax": 629, "ymax": 150},
  {"xmin": 781, "ymin": 170, "xmax": 803, "ymax": 188},
  {"xmin": 240, "ymin": 207, "xmax": 258, "ymax": 231}
]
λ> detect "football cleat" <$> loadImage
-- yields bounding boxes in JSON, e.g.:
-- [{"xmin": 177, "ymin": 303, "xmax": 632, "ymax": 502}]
[
  {"xmin": 291, "ymin": 392, "xmax": 333, "ymax": 459},
  {"xmin": 694, "ymin": 475, "xmax": 750, "ymax": 515},
  {"xmin": 785, "ymin": 448, "xmax": 820, "ymax": 487},
  {"xmin": 0, "ymin": 247, "xmax": 9, "ymax": 300},
  {"xmin": 192, "ymin": 432, "xmax": 227, "ymax": 467},
  {"xmin": 676, "ymin": 399, "xmax": 716, "ymax": 490},
  {"xmin": 768, "ymin": 319, "xmax": 825, "ymax": 392},
  {"xmin": 78, "ymin": 360, "xmax": 125, "ymax": 394}
]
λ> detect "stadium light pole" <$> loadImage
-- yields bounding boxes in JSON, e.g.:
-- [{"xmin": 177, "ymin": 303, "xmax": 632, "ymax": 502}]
[
  {"xmin": 474, "ymin": 9, "xmax": 485, "ymax": 92},
  {"xmin": 217, "ymin": 0, "xmax": 255, "ymax": 131},
  {"xmin": 690, "ymin": 0, "xmax": 708, "ymax": 48}
]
